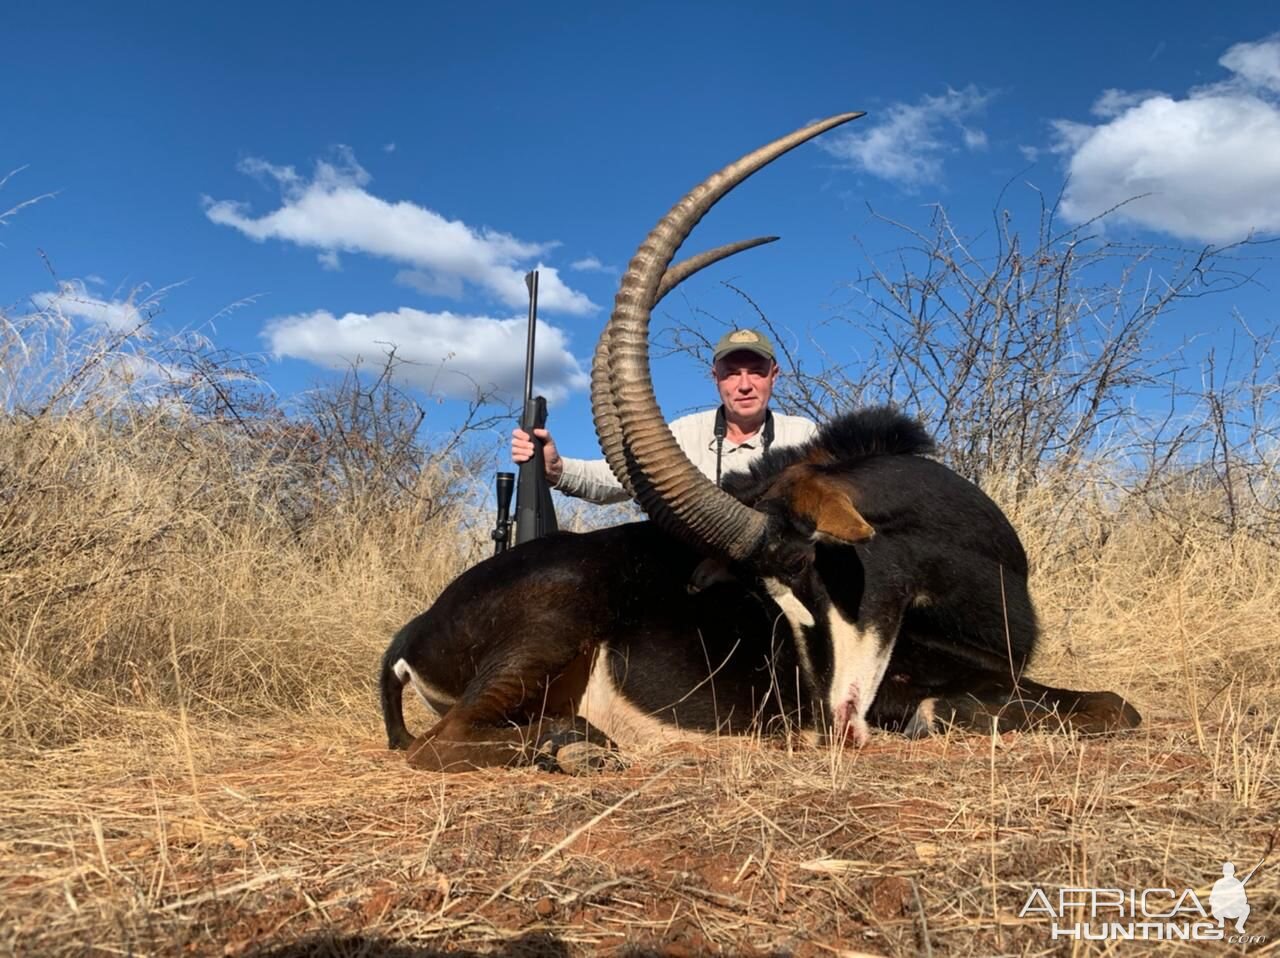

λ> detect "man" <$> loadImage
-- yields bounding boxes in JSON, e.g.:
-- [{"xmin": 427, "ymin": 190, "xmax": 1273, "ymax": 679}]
[{"xmin": 511, "ymin": 328, "xmax": 818, "ymax": 504}]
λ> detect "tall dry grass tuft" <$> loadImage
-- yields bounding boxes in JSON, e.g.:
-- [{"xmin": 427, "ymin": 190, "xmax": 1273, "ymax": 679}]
[
  {"xmin": 1000, "ymin": 474, "xmax": 1280, "ymax": 721},
  {"xmin": 0, "ymin": 297, "xmax": 493, "ymax": 749}
]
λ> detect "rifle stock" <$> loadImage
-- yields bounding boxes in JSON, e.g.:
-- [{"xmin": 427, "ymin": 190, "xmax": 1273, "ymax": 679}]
[{"xmin": 512, "ymin": 270, "xmax": 557, "ymax": 546}]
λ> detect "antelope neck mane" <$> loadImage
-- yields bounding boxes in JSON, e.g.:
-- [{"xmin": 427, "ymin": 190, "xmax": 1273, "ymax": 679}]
[{"xmin": 721, "ymin": 406, "xmax": 936, "ymax": 503}]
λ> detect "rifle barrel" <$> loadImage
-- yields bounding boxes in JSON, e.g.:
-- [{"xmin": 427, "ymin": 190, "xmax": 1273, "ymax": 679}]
[{"xmin": 523, "ymin": 271, "xmax": 538, "ymax": 404}]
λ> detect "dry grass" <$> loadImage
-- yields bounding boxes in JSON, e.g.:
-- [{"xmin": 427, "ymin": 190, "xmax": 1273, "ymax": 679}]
[
  {"xmin": 2, "ymin": 705, "xmax": 1276, "ymax": 956},
  {"xmin": 2, "ymin": 309, "xmax": 1278, "ymax": 956}
]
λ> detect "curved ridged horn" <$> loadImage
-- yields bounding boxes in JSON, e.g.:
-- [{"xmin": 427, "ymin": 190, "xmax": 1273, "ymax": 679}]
[
  {"xmin": 606, "ymin": 113, "xmax": 864, "ymax": 560},
  {"xmin": 591, "ymin": 236, "xmax": 780, "ymax": 496}
]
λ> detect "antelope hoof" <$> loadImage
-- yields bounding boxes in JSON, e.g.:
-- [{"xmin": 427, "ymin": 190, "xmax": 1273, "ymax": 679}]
[
  {"xmin": 902, "ymin": 698, "xmax": 939, "ymax": 738},
  {"xmin": 553, "ymin": 741, "xmax": 629, "ymax": 775},
  {"xmin": 1067, "ymin": 691, "xmax": 1143, "ymax": 734}
]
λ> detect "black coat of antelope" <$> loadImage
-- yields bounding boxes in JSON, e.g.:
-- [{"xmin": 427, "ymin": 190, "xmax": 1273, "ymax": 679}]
[{"xmin": 380, "ymin": 113, "xmax": 1141, "ymax": 773}]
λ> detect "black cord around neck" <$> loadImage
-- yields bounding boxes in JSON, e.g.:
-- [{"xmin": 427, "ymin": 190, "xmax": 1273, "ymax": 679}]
[{"xmin": 714, "ymin": 406, "xmax": 774, "ymax": 487}]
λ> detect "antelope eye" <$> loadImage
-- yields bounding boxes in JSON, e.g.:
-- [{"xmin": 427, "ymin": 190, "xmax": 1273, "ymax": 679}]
[
  {"xmin": 776, "ymin": 540, "xmax": 813, "ymax": 579},
  {"xmin": 793, "ymin": 514, "xmax": 818, "ymax": 540}
]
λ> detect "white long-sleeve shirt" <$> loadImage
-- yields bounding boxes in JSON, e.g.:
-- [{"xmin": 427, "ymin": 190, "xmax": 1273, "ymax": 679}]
[{"xmin": 554, "ymin": 408, "xmax": 819, "ymax": 505}]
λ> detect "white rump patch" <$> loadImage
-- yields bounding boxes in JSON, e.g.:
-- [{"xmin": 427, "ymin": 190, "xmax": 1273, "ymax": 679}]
[{"xmin": 393, "ymin": 658, "xmax": 456, "ymax": 714}]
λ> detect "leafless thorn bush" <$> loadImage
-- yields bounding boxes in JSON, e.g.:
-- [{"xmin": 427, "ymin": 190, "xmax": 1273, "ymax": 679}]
[{"xmin": 843, "ymin": 202, "xmax": 1273, "ymax": 527}]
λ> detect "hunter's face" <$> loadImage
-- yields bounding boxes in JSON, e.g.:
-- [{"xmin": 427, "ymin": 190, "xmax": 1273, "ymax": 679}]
[{"xmin": 713, "ymin": 351, "xmax": 778, "ymax": 423}]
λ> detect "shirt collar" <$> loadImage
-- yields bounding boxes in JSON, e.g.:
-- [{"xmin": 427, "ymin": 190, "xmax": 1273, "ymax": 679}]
[{"xmin": 708, "ymin": 431, "xmax": 761, "ymax": 452}]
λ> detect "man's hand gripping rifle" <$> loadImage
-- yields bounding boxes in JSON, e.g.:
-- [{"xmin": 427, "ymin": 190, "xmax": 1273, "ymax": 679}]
[{"xmin": 492, "ymin": 270, "xmax": 558, "ymax": 554}]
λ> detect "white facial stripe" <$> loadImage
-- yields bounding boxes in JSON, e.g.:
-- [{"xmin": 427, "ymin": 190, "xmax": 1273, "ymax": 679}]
[
  {"xmin": 763, "ymin": 579, "xmax": 821, "ymax": 707},
  {"xmin": 394, "ymin": 658, "xmax": 457, "ymax": 712},
  {"xmin": 768, "ymin": 581, "xmax": 815, "ymax": 628},
  {"xmin": 826, "ymin": 610, "xmax": 894, "ymax": 745}
]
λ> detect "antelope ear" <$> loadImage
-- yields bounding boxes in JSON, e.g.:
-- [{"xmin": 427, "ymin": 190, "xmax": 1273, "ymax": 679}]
[{"xmin": 790, "ymin": 474, "xmax": 875, "ymax": 544}]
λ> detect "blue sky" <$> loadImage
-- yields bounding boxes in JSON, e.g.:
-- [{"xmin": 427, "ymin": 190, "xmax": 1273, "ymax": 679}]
[{"xmin": 4, "ymin": 3, "xmax": 1278, "ymax": 461}]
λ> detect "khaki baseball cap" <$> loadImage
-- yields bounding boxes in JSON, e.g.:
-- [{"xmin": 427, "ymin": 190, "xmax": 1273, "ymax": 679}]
[{"xmin": 712, "ymin": 328, "xmax": 776, "ymax": 364}]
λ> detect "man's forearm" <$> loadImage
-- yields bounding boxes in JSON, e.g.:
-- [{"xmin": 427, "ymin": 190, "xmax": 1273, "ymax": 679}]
[{"xmin": 554, "ymin": 457, "xmax": 632, "ymax": 505}]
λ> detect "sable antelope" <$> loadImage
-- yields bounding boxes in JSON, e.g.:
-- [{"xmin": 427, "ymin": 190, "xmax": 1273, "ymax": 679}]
[{"xmin": 380, "ymin": 113, "xmax": 1141, "ymax": 773}]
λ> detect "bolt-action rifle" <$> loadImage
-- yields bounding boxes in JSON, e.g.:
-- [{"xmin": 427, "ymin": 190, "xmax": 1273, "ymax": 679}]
[{"xmin": 492, "ymin": 270, "xmax": 557, "ymax": 554}]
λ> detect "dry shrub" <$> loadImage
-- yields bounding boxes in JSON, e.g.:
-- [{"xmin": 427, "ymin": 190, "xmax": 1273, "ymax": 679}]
[{"xmin": 0, "ymin": 298, "xmax": 494, "ymax": 748}]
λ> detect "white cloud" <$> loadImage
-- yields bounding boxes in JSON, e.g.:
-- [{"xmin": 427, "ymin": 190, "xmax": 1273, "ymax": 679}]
[
  {"xmin": 31, "ymin": 280, "xmax": 145, "ymax": 331},
  {"xmin": 1054, "ymin": 35, "xmax": 1280, "ymax": 243},
  {"xmin": 1090, "ymin": 88, "xmax": 1166, "ymax": 118},
  {"xmin": 317, "ymin": 250, "xmax": 341, "ymax": 271},
  {"xmin": 263, "ymin": 307, "xmax": 589, "ymax": 403},
  {"xmin": 1218, "ymin": 35, "xmax": 1280, "ymax": 93},
  {"xmin": 569, "ymin": 255, "xmax": 617, "ymax": 274},
  {"xmin": 1050, "ymin": 118, "xmax": 1094, "ymax": 155},
  {"xmin": 236, "ymin": 156, "xmax": 303, "ymax": 190},
  {"xmin": 395, "ymin": 269, "xmax": 464, "ymax": 299},
  {"xmin": 819, "ymin": 86, "xmax": 991, "ymax": 188},
  {"xmin": 383, "ymin": 142, "xmax": 397, "ymax": 153},
  {"xmin": 204, "ymin": 147, "xmax": 597, "ymax": 315}
]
